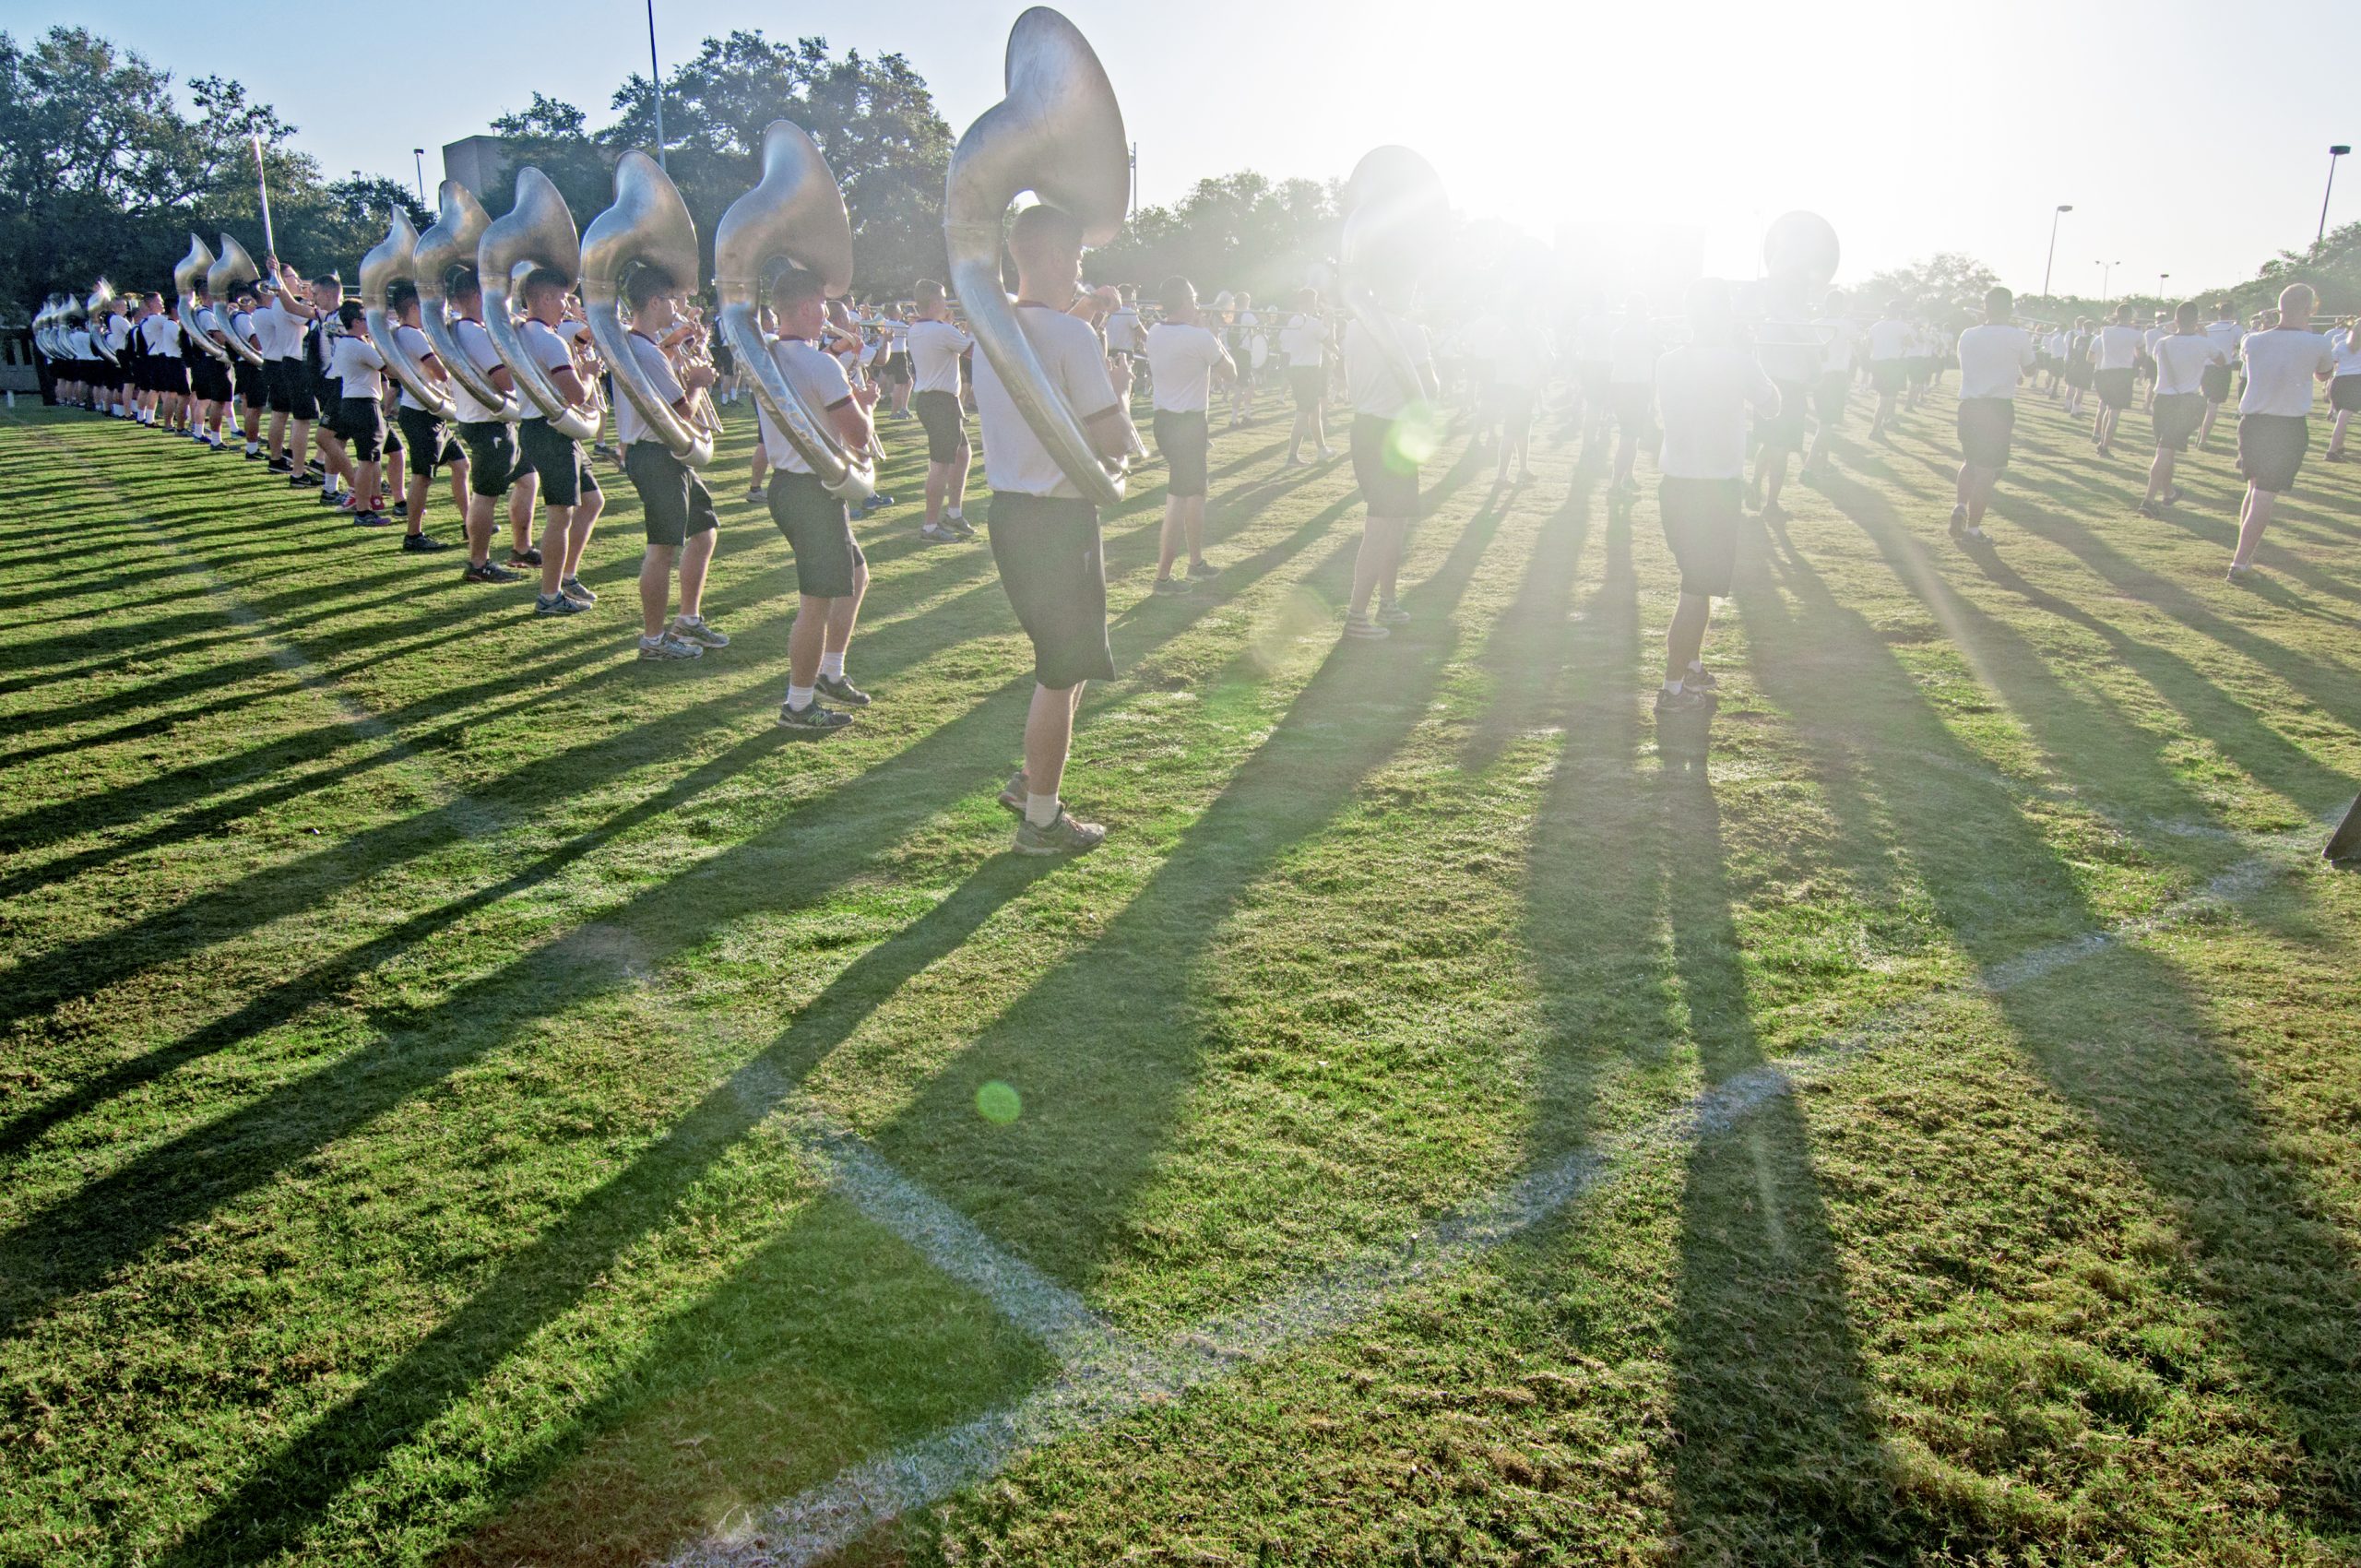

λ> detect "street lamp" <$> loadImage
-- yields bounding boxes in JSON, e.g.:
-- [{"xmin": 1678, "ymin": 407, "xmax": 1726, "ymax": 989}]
[
  {"xmin": 2098, "ymin": 259, "xmax": 2121, "ymax": 304},
  {"xmin": 2158, "ymin": 272, "xmax": 2169, "ymax": 305},
  {"xmin": 2042, "ymin": 203, "xmax": 2072, "ymax": 299},
  {"xmin": 2323, "ymin": 146, "xmax": 2352, "ymax": 246},
  {"xmin": 411, "ymin": 148, "xmax": 426, "ymax": 207}
]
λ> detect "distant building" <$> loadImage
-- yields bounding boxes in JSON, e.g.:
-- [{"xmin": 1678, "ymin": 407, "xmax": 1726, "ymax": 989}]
[{"xmin": 442, "ymin": 137, "xmax": 514, "ymax": 203}]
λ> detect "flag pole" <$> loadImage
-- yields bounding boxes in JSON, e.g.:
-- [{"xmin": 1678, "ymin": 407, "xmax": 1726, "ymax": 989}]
[{"xmin": 252, "ymin": 131, "xmax": 278, "ymax": 260}]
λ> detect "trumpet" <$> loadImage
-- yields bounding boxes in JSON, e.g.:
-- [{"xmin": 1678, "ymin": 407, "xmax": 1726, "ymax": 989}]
[
  {"xmin": 174, "ymin": 235, "xmax": 231, "ymax": 363},
  {"xmin": 413, "ymin": 180, "xmax": 526, "ymax": 422},
  {"xmin": 480, "ymin": 167, "xmax": 600, "ymax": 441},
  {"xmin": 943, "ymin": 6, "xmax": 1134, "ymax": 505},
  {"xmin": 713, "ymin": 120, "xmax": 876, "ymax": 501},
  {"xmin": 207, "ymin": 236, "xmax": 265, "ymax": 365},
  {"xmin": 1339, "ymin": 145, "xmax": 1449, "ymax": 405},
  {"xmin": 581, "ymin": 149, "xmax": 713, "ymax": 467},
  {"xmin": 360, "ymin": 207, "xmax": 457, "ymax": 420}
]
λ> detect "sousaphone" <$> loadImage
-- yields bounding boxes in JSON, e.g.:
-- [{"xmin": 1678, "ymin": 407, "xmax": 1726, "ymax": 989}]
[
  {"xmin": 943, "ymin": 6, "xmax": 1133, "ymax": 505},
  {"xmin": 1756, "ymin": 210, "xmax": 1842, "ymax": 350},
  {"xmin": 713, "ymin": 121, "xmax": 873, "ymax": 499},
  {"xmin": 360, "ymin": 207, "xmax": 457, "ymax": 419},
  {"xmin": 479, "ymin": 166, "xmax": 599, "ymax": 439},
  {"xmin": 174, "ymin": 234, "xmax": 230, "ymax": 363},
  {"xmin": 1339, "ymin": 146, "xmax": 1449, "ymax": 404},
  {"xmin": 207, "ymin": 235, "xmax": 265, "ymax": 365},
  {"xmin": 87, "ymin": 280, "xmax": 119, "ymax": 364},
  {"xmin": 413, "ymin": 180, "xmax": 524, "ymax": 422},
  {"xmin": 582, "ymin": 149, "xmax": 712, "ymax": 466}
]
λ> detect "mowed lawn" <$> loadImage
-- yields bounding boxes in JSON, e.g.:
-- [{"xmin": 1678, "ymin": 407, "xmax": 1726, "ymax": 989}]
[{"xmin": 2, "ymin": 372, "xmax": 2358, "ymax": 1568}]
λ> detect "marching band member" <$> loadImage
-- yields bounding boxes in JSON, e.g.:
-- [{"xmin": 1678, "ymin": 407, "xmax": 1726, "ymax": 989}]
[
  {"xmin": 326, "ymin": 302, "xmax": 392, "ymax": 526},
  {"xmin": 1143, "ymin": 275, "xmax": 1234, "ymax": 593},
  {"xmin": 1486, "ymin": 307, "xmax": 1548, "ymax": 488},
  {"xmin": 292, "ymin": 270, "xmax": 358, "ymax": 506},
  {"xmin": 386, "ymin": 282, "xmax": 460, "ymax": 552},
  {"xmin": 2197, "ymin": 299, "xmax": 2245, "ymax": 450},
  {"xmin": 445, "ymin": 267, "xmax": 533, "ymax": 584},
  {"xmin": 1655, "ymin": 279, "xmax": 1779, "ymax": 711},
  {"xmin": 906, "ymin": 279, "xmax": 977, "ymax": 543},
  {"xmin": 2138, "ymin": 301, "xmax": 2227, "ymax": 516},
  {"xmin": 101, "ymin": 296, "xmax": 135, "ymax": 420},
  {"xmin": 2091, "ymin": 303, "xmax": 2146, "ymax": 457},
  {"xmin": 1750, "ymin": 315, "xmax": 1818, "ymax": 519},
  {"xmin": 2060, "ymin": 317, "xmax": 2094, "ymax": 421},
  {"xmin": 1949, "ymin": 285, "xmax": 2035, "ymax": 544},
  {"xmin": 745, "ymin": 304, "xmax": 777, "ymax": 505},
  {"xmin": 1342, "ymin": 282, "xmax": 1438, "ymax": 640},
  {"xmin": 226, "ymin": 285, "xmax": 267, "ymax": 456},
  {"xmin": 1225, "ymin": 291, "xmax": 1260, "ymax": 427},
  {"xmin": 510, "ymin": 268, "xmax": 606, "ymax": 616},
  {"xmin": 136, "ymin": 291, "xmax": 184, "ymax": 434},
  {"xmin": 2324, "ymin": 316, "xmax": 2361, "ymax": 461},
  {"xmin": 2226, "ymin": 283, "xmax": 2335, "ymax": 583},
  {"xmin": 762, "ymin": 267, "xmax": 880, "ymax": 730},
  {"xmin": 254, "ymin": 269, "xmax": 314, "ymax": 479},
  {"xmin": 188, "ymin": 285, "xmax": 232, "ymax": 449},
  {"xmin": 1802, "ymin": 290, "xmax": 1854, "ymax": 478},
  {"xmin": 969, "ymin": 203, "xmax": 1137, "ymax": 852},
  {"xmin": 1280, "ymin": 288, "xmax": 1334, "ymax": 465},
  {"xmin": 874, "ymin": 303, "xmax": 914, "ymax": 420},
  {"xmin": 614, "ymin": 269, "xmax": 728, "ymax": 660},
  {"xmin": 1864, "ymin": 299, "xmax": 1912, "ymax": 439}
]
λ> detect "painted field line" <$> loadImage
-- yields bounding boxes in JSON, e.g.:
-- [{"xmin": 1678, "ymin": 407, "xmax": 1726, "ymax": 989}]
[{"xmin": 665, "ymin": 823, "xmax": 2326, "ymax": 1568}]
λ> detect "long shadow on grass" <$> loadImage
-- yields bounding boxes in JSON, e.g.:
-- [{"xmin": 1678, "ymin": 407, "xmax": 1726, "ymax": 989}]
[{"xmin": 1745, "ymin": 504, "xmax": 2361, "ymax": 1541}]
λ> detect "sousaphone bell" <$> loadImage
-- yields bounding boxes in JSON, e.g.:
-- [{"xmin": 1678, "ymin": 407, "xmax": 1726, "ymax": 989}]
[
  {"xmin": 360, "ymin": 207, "xmax": 457, "ymax": 420},
  {"xmin": 207, "ymin": 235, "xmax": 265, "ymax": 366},
  {"xmin": 174, "ymin": 235, "xmax": 230, "ymax": 363},
  {"xmin": 478, "ymin": 167, "xmax": 599, "ymax": 440},
  {"xmin": 1339, "ymin": 146, "xmax": 1449, "ymax": 405},
  {"xmin": 582, "ymin": 149, "xmax": 712, "ymax": 467},
  {"xmin": 413, "ymin": 180, "xmax": 525, "ymax": 422},
  {"xmin": 86, "ymin": 279, "xmax": 118, "ymax": 364}
]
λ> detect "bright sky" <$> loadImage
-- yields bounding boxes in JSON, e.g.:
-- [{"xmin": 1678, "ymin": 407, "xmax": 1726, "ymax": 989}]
[{"xmin": 19, "ymin": 0, "xmax": 2360, "ymax": 297}]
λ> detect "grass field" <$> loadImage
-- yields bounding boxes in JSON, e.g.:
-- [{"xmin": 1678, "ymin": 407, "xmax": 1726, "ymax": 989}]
[{"xmin": 2, "ymin": 374, "xmax": 2358, "ymax": 1568}]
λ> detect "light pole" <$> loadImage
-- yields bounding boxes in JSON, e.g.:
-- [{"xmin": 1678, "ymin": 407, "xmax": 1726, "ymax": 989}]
[
  {"xmin": 2098, "ymin": 259, "xmax": 2120, "ymax": 305},
  {"xmin": 2042, "ymin": 203, "xmax": 2072, "ymax": 299},
  {"xmin": 2158, "ymin": 272, "xmax": 2169, "ymax": 306},
  {"xmin": 647, "ymin": 0, "xmax": 667, "ymax": 171},
  {"xmin": 411, "ymin": 148, "xmax": 426, "ymax": 207},
  {"xmin": 2322, "ymin": 145, "xmax": 2352, "ymax": 246}
]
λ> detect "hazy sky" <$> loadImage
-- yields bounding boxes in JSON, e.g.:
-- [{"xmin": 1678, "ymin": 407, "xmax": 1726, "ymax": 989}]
[{"xmin": 19, "ymin": 0, "xmax": 2360, "ymax": 297}]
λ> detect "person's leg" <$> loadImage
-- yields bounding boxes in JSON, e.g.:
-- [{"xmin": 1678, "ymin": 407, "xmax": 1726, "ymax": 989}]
[
  {"xmin": 1157, "ymin": 494, "xmax": 1184, "ymax": 581},
  {"xmin": 466, "ymin": 493, "xmax": 496, "ymax": 567},
  {"xmin": 639, "ymin": 542, "xmax": 677, "ymax": 639},
  {"xmin": 448, "ymin": 457, "xmax": 469, "ymax": 521},
  {"xmin": 823, "ymin": 558, "xmax": 867, "ymax": 663},
  {"xmin": 564, "ymin": 488, "xmax": 602, "ymax": 581},
  {"xmin": 678, "ymin": 528, "xmax": 716, "ymax": 623},
  {"xmin": 1613, "ymin": 424, "xmax": 1637, "ymax": 487},
  {"xmin": 2141, "ymin": 445, "xmax": 2174, "ymax": 510},
  {"xmin": 746, "ymin": 442, "xmax": 768, "ymax": 502},
  {"xmin": 538, "ymin": 501, "xmax": 576, "ymax": 598},
  {"xmin": 1666, "ymin": 591, "xmax": 1712, "ymax": 683},
  {"xmin": 1184, "ymin": 494, "xmax": 1209, "ymax": 570},
  {"xmin": 1022, "ymin": 681, "xmax": 1081, "ymax": 815},
  {"xmin": 1348, "ymin": 514, "xmax": 1403, "ymax": 621},
  {"xmin": 2331, "ymin": 408, "xmax": 2353, "ymax": 457},
  {"xmin": 786, "ymin": 592, "xmax": 828, "ymax": 699},
  {"xmin": 406, "ymin": 464, "xmax": 432, "ymax": 535},
  {"xmin": 925, "ymin": 457, "xmax": 950, "ymax": 528},
  {"xmin": 2231, "ymin": 484, "xmax": 2274, "ymax": 569},
  {"xmin": 1965, "ymin": 463, "xmax": 1999, "ymax": 528},
  {"xmin": 947, "ymin": 435, "xmax": 972, "ymax": 520},
  {"xmin": 2199, "ymin": 400, "xmax": 2222, "ymax": 448},
  {"xmin": 268, "ymin": 409, "xmax": 288, "ymax": 462},
  {"xmin": 509, "ymin": 471, "xmax": 539, "ymax": 558},
  {"xmin": 1762, "ymin": 446, "xmax": 1789, "ymax": 510}
]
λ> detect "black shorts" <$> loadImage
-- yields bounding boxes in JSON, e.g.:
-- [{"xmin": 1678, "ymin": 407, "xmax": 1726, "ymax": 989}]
[
  {"xmin": 396, "ymin": 406, "xmax": 464, "ymax": 478},
  {"xmin": 268, "ymin": 358, "xmax": 318, "ymax": 420},
  {"xmin": 2151, "ymin": 393, "xmax": 2204, "ymax": 453},
  {"xmin": 1905, "ymin": 355, "xmax": 1934, "ymax": 386},
  {"xmin": 2331, "ymin": 375, "xmax": 2361, "ymax": 415},
  {"xmin": 767, "ymin": 470, "xmax": 863, "ymax": 598},
  {"xmin": 1956, "ymin": 397, "xmax": 2016, "ymax": 469},
  {"xmin": 2063, "ymin": 361, "xmax": 2094, "ymax": 391},
  {"xmin": 1659, "ymin": 476, "xmax": 1743, "ymax": 600},
  {"xmin": 457, "ymin": 419, "xmax": 516, "ymax": 498},
  {"xmin": 1757, "ymin": 381, "xmax": 1809, "ymax": 451},
  {"xmin": 1288, "ymin": 364, "xmax": 1325, "ymax": 410},
  {"xmin": 1153, "ymin": 408, "xmax": 1210, "ymax": 499},
  {"xmin": 1813, "ymin": 372, "xmax": 1849, "ymax": 424},
  {"xmin": 1610, "ymin": 383, "xmax": 1655, "ymax": 437},
  {"xmin": 627, "ymin": 441, "xmax": 718, "ymax": 549},
  {"xmin": 2236, "ymin": 414, "xmax": 2308, "ymax": 493},
  {"xmin": 198, "ymin": 357, "xmax": 236, "ymax": 402},
  {"xmin": 2200, "ymin": 362, "xmax": 2234, "ymax": 405},
  {"xmin": 913, "ymin": 388, "xmax": 967, "ymax": 464},
  {"xmin": 2094, "ymin": 368, "xmax": 2135, "ymax": 410},
  {"xmin": 334, "ymin": 396, "xmax": 386, "ymax": 462},
  {"xmin": 1869, "ymin": 360, "xmax": 1906, "ymax": 395},
  {"xmin": 234, "ymin": 359, "xmax": 264, "ymax": 408},
  {"xmin": 516, "ymin": 417, "xmax": 600, "ymax": 508},
  {"xmin": 985, "ymin": 492, "xmax": 1113, "ymax": 690},
  {"xmin": 877, "ymin": 355, "xmax": 911, "ymax": 386},
  {"xmin": 1350, "ymin": 411, "xmax": 1420, "ymax": 517},
  {"xmin": 155, "ymin": 358, "xmax": 189, "ymax": 396}
]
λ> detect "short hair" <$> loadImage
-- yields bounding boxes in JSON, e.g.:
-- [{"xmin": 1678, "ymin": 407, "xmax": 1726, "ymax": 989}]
[
  {"xmin": 771, "ymin": 266, "xmax": 827, "ymax": 312},
  {"xmin": 2176, "ymin": 300, "xmax": 2201, "ymax": 328},
  {"xmin": 521, "ymin": 266, "xmax": 572, "ymax": 304},
  {"xmin": 1985, "ymin": 285, "xmax": 2013, "ymax": 315},
  {"xmin": 914, "ymin": 279, "xmax": 946, "ymax": 304},
  {"xmin": 388, "ymin": 280, "xmax": 419, "ymax": 313},
  {"xmin": 2278, "ymin": 282, "xmax": 2317, "ymax": 315},
  {"xmin": 445, "ymin": 265, "xmax": 482, "ymax": 301},
  {"xmin": 1008, "ymin": 203, "xmax": 1084, "ymax": 267},
  {"xmin": 1157, "ymin": 275, "xmax": 1195, "ymax": 313},
  {"xmin": 337, "ymin": 301, "xmax": 365, "ymax": 329},
  {"xmin": 2213, "ymin": 299, "xmax": 2232, "ymax": 315},
  {"xmin": 311, "ymin": 272, "xmax": 341, "ymax": 291},
  {"xmin": 623, "ymin": 266, "xmax": 677, "ymax": 313}
]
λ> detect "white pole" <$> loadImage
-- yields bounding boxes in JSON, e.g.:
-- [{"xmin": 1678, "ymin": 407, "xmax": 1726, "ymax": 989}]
[
  {"xmin": 647, "ymin": 0, "xmax": 667, "ymax": 171},
  {"xmin": 252, "ymin": 132, "xmax": 278, "ymax": 260}
]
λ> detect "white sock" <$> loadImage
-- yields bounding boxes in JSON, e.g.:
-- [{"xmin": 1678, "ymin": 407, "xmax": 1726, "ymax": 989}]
[
  {"xmin": 1025, "ymin": 792, "xmax": 1060, "ymax": 828},
  {"xmin": 945, "ymin": 505, "xmax": 963, "ymax": 520},
  {"xmin": 819, "ymin": 649, "xmax": 845, "ymax": 680},
  {"xmin": 1664, "ymin": 678, "xmax": 1684, "ymax": 695},
  {"xmin": 787, "ymin": 683, "xmax": 815, "ymax": 711},
  {"xmin": 640, "ymin": 632, "xmax": 665, "ymax": 647},
  {"xmin": 1686, "ymin": 661, "xmax": 1704, "ymax": 675}
]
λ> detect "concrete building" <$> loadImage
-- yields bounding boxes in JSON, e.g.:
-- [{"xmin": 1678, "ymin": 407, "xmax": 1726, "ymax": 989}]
[{"xmin": 442, "ymin": 137, "xmax": 515, "ymax": 203}]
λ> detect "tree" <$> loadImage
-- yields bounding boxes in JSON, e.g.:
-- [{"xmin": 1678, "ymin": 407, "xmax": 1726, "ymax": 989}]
[
  {"xmin": 1861, "ymin": 252, "xmax": 2003, "ymax": 323},
  {"xmin": 1089, "ymin": 172, "xmax": 1342, "ymax": 302}
]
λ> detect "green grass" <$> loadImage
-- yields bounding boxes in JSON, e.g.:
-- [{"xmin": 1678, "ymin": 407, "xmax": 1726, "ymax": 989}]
[{"xmin": 1, "ymin": 378, "xmax": 2357, "ymax": 1567}]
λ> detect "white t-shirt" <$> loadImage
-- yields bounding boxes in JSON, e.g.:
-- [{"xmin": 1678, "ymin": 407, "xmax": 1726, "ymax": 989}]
[
  {"xmin": 66, "ymin": 328, "xmax": 91, "ymax": 358},
  {"xmin": 1105, "ymin": 306, "xmax": 1141, "ymax": 355},
  {"xmin": 1865, "ymin": 318, "xmax": 1912, "ymax": 362},
  {"xmin": 2152, "ymin": 332, "xmax": 2226, "ymax": 398},
  {"xmin": 1280, "ymin": 312, "xmax": 1325, "ymax": 368},
  {"xmin": 256, "ymin": 298, "xmax": 307, "ymax": 361},
  {"xmin": 519, "ymin": 316, "xmax": 575, "ymax": 379},
  {"xmin": 330, "ymin": 335, "xmax": 385, "ymax": 400},
  {"xmin": 1343, "ymin": 314, "xmax": 1434, "ymax": 419},
  {"xmin": 194, "ymin": 306, "xmax": 220, "ymax": 342},
  {"xmin": 1815, "ymin": 317, "xmax": 1858, "ymax": 376},
  {"xmin": 2238, "ymin": 328, "xmax": 2334, "ymax": 417},
  {"xmin": 1655, "ymin": 345, "xmax": 1780, "ymax": 481},
  {"xmin": 391, "ymin": 323, "xmax": 436, "ymax": 411},
  {"xmin": 969, "ymin": 303, "xmax": 1122, "ymax": 498},
  {"xmin": 615, "ymin": 331, "xmax": 688, "ymax": 448},
  {"xmin": 228, "ymin": 311, "xmax": 257, "ymax": 355},
  {"xmin": 2142, "ymin": 326, "xmax": 2168, "ymax": 354},
  {"xmin": 758, "ymin": 336, "xmax": 855, "ymax": 474},
  {"xmin": 2331, "ymin": 329, "xmax": 2361, "ymax": 379},
  {"xmin": 1608, "ymin": 319, "xmax": 1662, "ymax": 386},
  {"xmin": 1145, "ymin": 321, "xmax": 1228, "ymax": 413},
  {"xmin": 1954, "ymin": 324, "xmax": 2035, "ymax": 400},
  {"xmin": 2202, "ymin": 319, "xmax": 2244, "ymax": 367},
  {"xmin": 105, "ymin": 316, "xmax": 135, "ymax": 354},
  {"xmin": 448, "ymin": 317, "xmax": 506, "ymax": 424},
  {"xmin": 906, "ymin": 318, "xmax": 972, "ymax": 396},
  {"xmin": 139, "ymin": 315, "xmax": 174, "ymax": 357},
  {"xmin": 2094, "ymin": 324, "xmax": 2146, "ymax": 372}
]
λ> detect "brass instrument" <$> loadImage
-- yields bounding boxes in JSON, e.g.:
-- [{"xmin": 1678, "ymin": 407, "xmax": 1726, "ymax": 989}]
[
  {"xmin": 714, "ymin": 120, "xmax": 876, "ymax": 500},
  {"xmin": 1339, "ymin": 145, "xmax": 1448, "ymax": 404},
  {"xmin": 479, "ymin": 167, "xmax": 599, "ymax": 440},
  {"xmin": 581, "ymin": 149, "xmax": 713, "ymax": 466},
  {"xmin": 360, "ymin": 207, "xmax": 457, "ymax": 420},
  {"xmin": 943, "ymin": 6, "xmax": 1133, "ymax": 505},
  {"xmin": 173, "ymin": 234, "xmax": 231, "ymax": 363},
  {"xmin": 86, "ymin": 280, "xmax": 118, "ymax": 364},
  {"xmin": 208, "ymin": 235, "xmax": 265, "ymax": 366},
  {"xmin": 413, "ymin": 180, "xmax": 525, "ymax": 422}
]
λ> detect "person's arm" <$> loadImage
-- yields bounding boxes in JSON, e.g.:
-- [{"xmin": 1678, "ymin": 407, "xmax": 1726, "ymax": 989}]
[
  {"xmin": 1063, "ymin": 323, "xmax": 1134, "ymax": 462},
  {"xmin": 1211, "ymin": 333, "xmax": 1237, "ymax": 388}
]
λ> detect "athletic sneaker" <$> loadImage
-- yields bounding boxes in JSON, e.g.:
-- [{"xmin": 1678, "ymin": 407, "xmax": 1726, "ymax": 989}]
[
  {"xmin": 815, "ymin": 671, "xmax": 871, "ymax": 707},
  {"xmin": 1964, "ymin": 525, "xmax": 1988, "ymax": 541},
  {"xmin": 1341, "ymin": 615, "xmax": 1390, "ymax": 641},
  {"xmin": 1948, "ymin": 504, "xmax": 1969, "ymax": 539},
  {"xmin": 2225, "ymin": 562, "xmax": 2261, "ymax": 585},
  {"xmin": 997, "ymin": 769, "xmax": 1029, "ymax": 814},
  {"xmin": 509, "ymin": 547, "xmax": 544, "ymax": 568},
  {"xmin": 1683, "ymin": 665, "xmax": 1720, "ymax": 692},
  {"xmin": 560, "ymin": 576, "xmax": 596, "ymax": 605},
  {"xmin": 463, "ymin": 560, "xmax": 524, "ymax": 584},
  {"xmin": 392, "ymin": 500, "xmax": 409, "ymax": 518},
  {"xmin": 1014, "ymin": 809, "xmax": 1107, "ymax": 856},
  {"xmin": 1655, "ymin": 685, "xmax": 1707, "ymax": 713},
  {"xmin": 1150, "ymin": 576, "xmax": 1193, "ymax": 596},
  {"xmin": 267, "ymin": 457, "xmax": 292, "ymax": 473},
  {"xmin": 401, "ymin": 532, "xmax": 450, "ymax": 553},
  {"xmin": 534, "ymin": 592, "xmax": 587, "ymax": 616},
  {"xmin": 351, "ymin": 510, "xmax": 393, "ymax": 528},
  {"xmin": 1187, "ymin": 559, "xmax": 1219, "ymax": 580},
  {"xmin": 1376, "ymin": 603, "xmax": 1411, "ymax": 626},
  {"xmin": 289, "ymin": 471, "xmax": 320, "ymax": 488},
  {"xmin": 637, "ymin": 633, "xmax": 703, "ymax": 660},
  {"xmin": 919, "ymin": 522, "xmax": 959, "ymax": 543},
  {"xmin": 743, "ymin": 487, "xmax": 764, "ymax": 505},
  {"xmin": 670, "ymin": 615, "xmax": 730, "ymax": 648},
  {"xmin": 947, "ymin": 516, "xmax": 978, "ymax": 540},
  {"xmin": 777, "ymin": 698, "xmax": 854, "ymax": 732}
]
